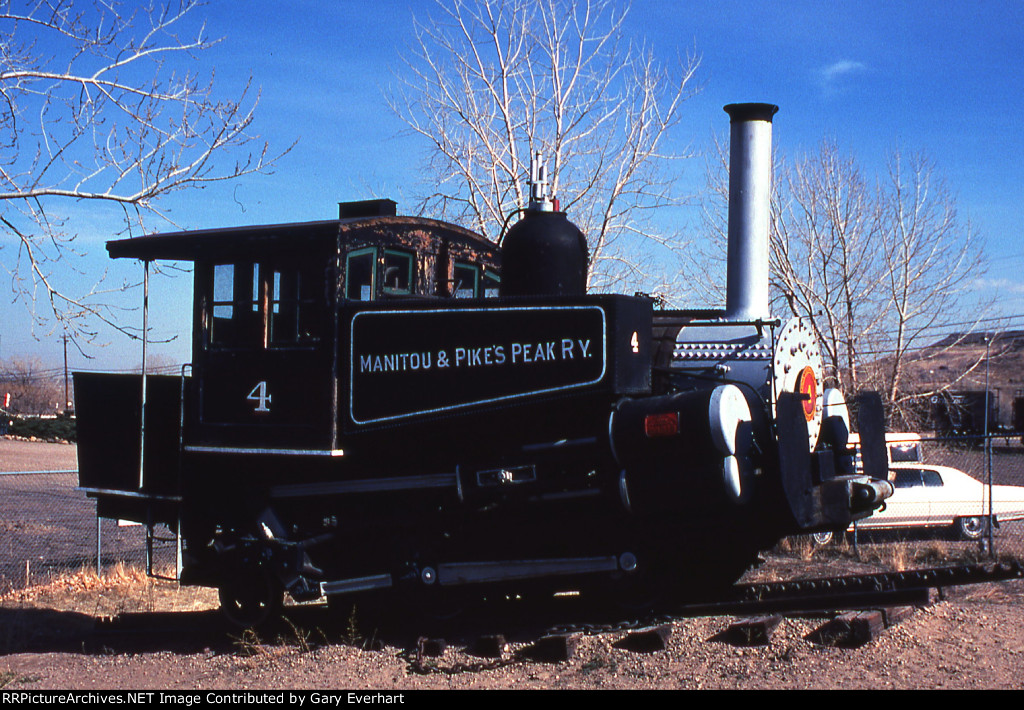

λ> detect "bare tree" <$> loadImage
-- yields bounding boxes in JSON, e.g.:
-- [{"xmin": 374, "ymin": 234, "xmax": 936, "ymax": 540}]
[
  {"xmin": 390, "ymin": 0, "xmax": 700, "ymax": 294},
  {"xmin": 761, "ymin": 140, "xmax": 985, "ymax": 420},
  {"xmin": 699, "ymin": 136, "xmax": 986, "ymax": 421},
  {"xmin": 770, "ymin": 139, "xmax": 890, "ymax": 393},
  {"xmin": 873, "ymin": 149, "xmax": 986, "ymax": 421},
  {"xmin": 0, "ymin": 357, "xmax": 61, "ymax": 413},
  {"xmin": 0, "ymin": 0, "xmax": 282, "ymax": 346}
]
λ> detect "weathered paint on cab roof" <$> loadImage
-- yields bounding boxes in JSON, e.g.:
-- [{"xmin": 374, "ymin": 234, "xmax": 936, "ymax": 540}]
[{"xmin": 106, "ymin": 215, "xmax": 495, "ymax": 262}]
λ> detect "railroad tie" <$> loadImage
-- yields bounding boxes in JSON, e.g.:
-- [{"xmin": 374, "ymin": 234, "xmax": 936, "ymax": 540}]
[
  {"xmin": 524, "ymin": 633, "xmax": 579, "ymax": 663},
  {"xmin": 807, "ymin": 605, "xmax": 915, "ymax": 648},
  {"xmin": 612, "ymin": 624, "xmax": 672, "ymax": 653},
  {"xmin": 469, "ymin": 634, "xmax": 509, "ymax": 659},
  {"xmin": 724, "ymin": 615, "xmax": 782, "ymax": 646}
]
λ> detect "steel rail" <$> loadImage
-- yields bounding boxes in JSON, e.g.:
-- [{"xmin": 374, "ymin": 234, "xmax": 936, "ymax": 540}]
[
  {"xmin": 546, "ymin": 562, "xmax": 1024, "ymax": 637},
  {"xmin": 733, "ymin": 562, "xmax": 1024, "ymax": 603}
]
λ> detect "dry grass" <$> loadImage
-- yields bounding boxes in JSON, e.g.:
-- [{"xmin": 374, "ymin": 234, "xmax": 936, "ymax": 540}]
[
  {"xmin": 0, "ymin": 520, "xmax": 62, "ymax": 536},
  {"xmin": 850, "ymin": 539, "xmax": 986, "ymax": 571},
  {"xmin": 774, "ymin": 536, "xmax": 816, "ymax": 562},
  {"xmin": 880, "ymin": 543, "xmax": 911, "ymax": 572},
  {"xmin": 0, "ymin": 564, "xmax": 219, "ymax": 654},
  {"xmin": 770, "ymin": 531, "xmax": 1020, "ymax": 579},
  {"xmin": 773, "ymin": 535, "xmax": 858, "ymax": 565},
  {"xmin": 729, "ymin": 534, "xmax": 1005, "ymax": 596},
  {"xmin": 0, "ymin": 564, "xmax": 339, "ymax": 657},
  {"xmin": 0, "ymin": 563, "xmax": 218, "ymax": 618},
  {"xmin": 228, "ymin": 616, "xmax": 330, "ymax": 663}
]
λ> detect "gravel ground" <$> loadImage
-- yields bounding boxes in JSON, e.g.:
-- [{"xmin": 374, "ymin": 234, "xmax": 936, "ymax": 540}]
[
  {"xmin": 0, "ymin": 439, "xmax": 77, "ymax": 473},
  {"xmin": 1, "ymin": 580, "xmax": 1023, "ymax": 690}
]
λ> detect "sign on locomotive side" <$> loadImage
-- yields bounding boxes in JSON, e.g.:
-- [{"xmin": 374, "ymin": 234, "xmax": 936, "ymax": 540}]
[{"xmin": 349, "ymin": 305, "xmax": 608, "ymax": 424}]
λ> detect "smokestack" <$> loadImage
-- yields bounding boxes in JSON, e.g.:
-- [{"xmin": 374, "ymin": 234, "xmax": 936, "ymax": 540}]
[{"xmin": 723, "ymin": 103, "xmax": 778, "ymax": 321}]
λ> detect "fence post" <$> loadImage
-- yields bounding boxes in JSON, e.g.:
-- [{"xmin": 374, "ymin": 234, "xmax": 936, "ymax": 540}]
[
  {"xmin": 96, "ymin": 513, "xmax": 102, "ymax": 577},
  {"xmin": 984, "ymin": 339, "xmax": 995, "ymax": 558}
]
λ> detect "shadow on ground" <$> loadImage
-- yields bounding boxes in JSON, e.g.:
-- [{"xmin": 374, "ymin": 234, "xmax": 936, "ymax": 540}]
[{"xmin": 0, "ymin": 593, "xmax": 650, "ymax": 658}]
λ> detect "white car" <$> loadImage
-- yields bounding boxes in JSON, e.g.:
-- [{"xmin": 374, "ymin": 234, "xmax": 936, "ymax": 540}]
[{"xmin": 812, "ymin": 463, "xmax": 1024, "ymax": 544}]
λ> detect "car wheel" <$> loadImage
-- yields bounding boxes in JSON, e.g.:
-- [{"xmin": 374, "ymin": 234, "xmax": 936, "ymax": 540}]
[
  {"xmin": 810, "ymin": 530, "xmax": 835, "ymax": 546},
  {"xmin": 954, "ymin": 516, "xmax": 989, "ymax": 541}
]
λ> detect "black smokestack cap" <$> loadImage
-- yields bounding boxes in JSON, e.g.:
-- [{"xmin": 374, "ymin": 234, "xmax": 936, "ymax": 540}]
[{"xmin": 724, "ymin": 103, "xmax": 779, "ymax": 123}]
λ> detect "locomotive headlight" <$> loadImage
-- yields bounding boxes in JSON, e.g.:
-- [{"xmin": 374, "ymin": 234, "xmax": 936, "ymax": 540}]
[
  {"xmin": 722, "ymin": 456, "xmax": 743, "ymax": 501},
  {"xmin": 709, "ymin": 384, "xmax": 752, "ymax": 457},
  {"xmin": 709, "ymin": 384, "xmax": 754, "ymax": 501},
  {"xmin": 611, "ymin": 384, "xmax": 761, "ymax": 513}
]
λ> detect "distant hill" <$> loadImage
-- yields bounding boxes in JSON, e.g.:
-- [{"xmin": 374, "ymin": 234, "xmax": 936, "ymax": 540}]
[
  {"xmin": 925, "ymin": 331, "xmax": 1024, "ymax": 351},
  {"xmin": 898, "ymin": 330, "xmax": 1024, "ymax": 427}
]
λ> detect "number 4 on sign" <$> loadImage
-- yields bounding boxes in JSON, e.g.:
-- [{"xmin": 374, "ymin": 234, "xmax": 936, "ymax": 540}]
[{"xmin": 247, "ymin": 381, "xmax": 272, "ymax": 413}]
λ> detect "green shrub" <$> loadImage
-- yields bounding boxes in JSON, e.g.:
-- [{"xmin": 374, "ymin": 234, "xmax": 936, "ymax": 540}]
[{"xmin": 6, "ymin": 415, "xmax": 76, "ymax": 442}]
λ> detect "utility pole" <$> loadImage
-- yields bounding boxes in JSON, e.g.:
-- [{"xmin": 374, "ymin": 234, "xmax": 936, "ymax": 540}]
[
  {"xmin": 984, "ymin": 335, "xmax": 994, "ymax": 556},
  {"xmin": 63, "ymin": 333, "xmax": 69, "ymax": 413}
]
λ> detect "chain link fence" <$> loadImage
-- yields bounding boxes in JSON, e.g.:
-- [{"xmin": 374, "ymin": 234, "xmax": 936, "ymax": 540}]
[
  {"xmin": 0, "ymin": 470, "xmax": 177, "ymax": 593},
  {"xmin": 836, "ymin": 433, "xmax": 1024, "ymax": 559},
  {"xmin": 1, "ymin": 433, "xmax": 1022, "ymax": 595}
]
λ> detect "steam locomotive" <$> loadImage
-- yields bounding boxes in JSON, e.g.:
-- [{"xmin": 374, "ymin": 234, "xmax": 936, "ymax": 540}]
[{"xmin": 75, "ymin": 104, "xmax": 893, "ymax": 627}]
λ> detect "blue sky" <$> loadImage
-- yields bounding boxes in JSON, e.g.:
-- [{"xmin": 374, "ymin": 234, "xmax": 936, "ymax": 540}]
[{"xmin": 4, "ymin": 0, "xmax": 1024, "ymax": 372}]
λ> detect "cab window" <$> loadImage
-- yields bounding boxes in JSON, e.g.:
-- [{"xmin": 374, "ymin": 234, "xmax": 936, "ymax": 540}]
[
  {"xmin": 483, "ymin": 271, "xmax": 500, "ymax": 298},
  {"xmin": 208, "ymin": 260, "xmax": 323, "ymax": 349},
  {"xmin": 382, "ymin": 249, "xmax": 414, "ymax": 295},
  {"xmin": 346, "ymin": 248, "xmax": 376, "ymax": 301},
  {"xmin": 453, "ymin": 263, "xmax": 479, "ymax": 298},
  {"xmin": 269, "ymin": 264, "xmax": 323, "ymax": 346},
  {"xmin": 210, "ymin": 262, "xmax": 258, "ymax": 347}
]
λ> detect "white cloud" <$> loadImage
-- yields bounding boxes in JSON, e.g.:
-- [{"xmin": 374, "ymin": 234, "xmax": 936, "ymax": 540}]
[
  {"xmin": 973, "ymin": 277, "xmax": 1024, "ymax": 295},
  {"xmin": 821, "ymin": 60, "xmax": 867, "ymax": 80},
  {"xmin": 818, "ymin": 60, "xmax": 868, "ymax": 95}
]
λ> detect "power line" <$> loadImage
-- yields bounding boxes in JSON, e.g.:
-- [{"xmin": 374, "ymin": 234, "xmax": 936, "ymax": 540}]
[{"xmin": 1, "ymin": 363, "xmax": 184, "ymax": 382}]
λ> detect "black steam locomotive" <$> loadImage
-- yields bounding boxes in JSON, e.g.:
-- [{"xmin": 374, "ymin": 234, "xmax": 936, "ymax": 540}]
[{"xmin": 75, "ymin": 104, "xmax": 892, "ymax": 627}]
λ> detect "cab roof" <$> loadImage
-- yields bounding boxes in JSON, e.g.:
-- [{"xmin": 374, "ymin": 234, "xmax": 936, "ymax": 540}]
[{"xmin": 106, "ymin": 203, "xmax": 495, "ymax": 262}]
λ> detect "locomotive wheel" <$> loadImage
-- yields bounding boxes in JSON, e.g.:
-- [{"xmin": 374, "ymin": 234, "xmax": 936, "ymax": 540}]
[
  {"xmin": 954, "ymin": 516, "xmax": 989, "ymax": 541},
  {"xmin": 218, "ymin": 565, "xmax": 284, "ymax": 631}
]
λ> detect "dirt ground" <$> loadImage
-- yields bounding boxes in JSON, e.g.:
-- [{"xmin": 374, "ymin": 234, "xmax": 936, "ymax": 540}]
[
  {"xmin": 0, "ymin": 438, "xmax": 77, "ymax": 473},
  {"xmin": 2, "ymin": 438, "xmax": 1024, "ymax": 690},
  {"xmin": 0, "ymin": 565, "xmax": 1023, "ymax": 690}
]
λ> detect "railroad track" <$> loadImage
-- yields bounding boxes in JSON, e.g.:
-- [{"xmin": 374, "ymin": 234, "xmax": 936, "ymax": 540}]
[
  {"xmin": 537, "ymin": 561, "xmax": 1024, "ymax": 639},
  {"xmin": 722, "ymin": 560, "xmax": 1024, "ymax": 614},
  {"xmin": 632, "ymin": 560, "xmax": 1017, "ymax": 616},
  {"xmin": 404, "ymin": 561, "xmax": 1024, "ymax": 673},
  {"xmin": 88, "ymin": 561, "xmax": 1024, "ymax": 673}
]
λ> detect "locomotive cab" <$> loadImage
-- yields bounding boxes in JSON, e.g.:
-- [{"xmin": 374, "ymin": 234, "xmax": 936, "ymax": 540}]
[{"xmin": 75, "ymin": 202, "xmax": 504, "ymax": 526}]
